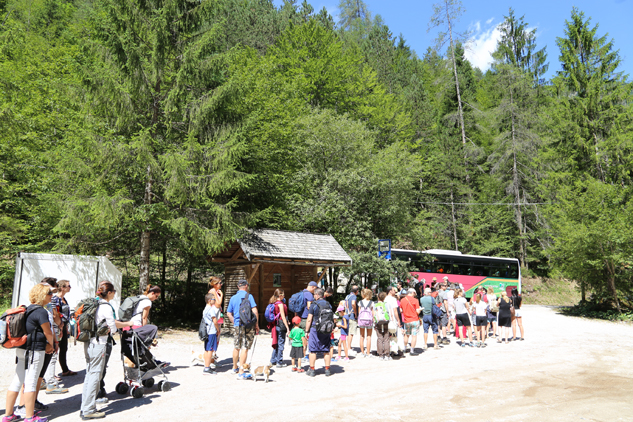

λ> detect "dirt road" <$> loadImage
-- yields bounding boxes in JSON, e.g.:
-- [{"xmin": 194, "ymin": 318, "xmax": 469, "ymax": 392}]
[{"xmin": 2, "ymin": 305, "xmax": 632, "ymax": 422}]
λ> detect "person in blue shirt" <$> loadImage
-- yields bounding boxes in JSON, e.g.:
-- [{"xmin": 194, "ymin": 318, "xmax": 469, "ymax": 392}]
[
  {"xmin": 299, "ymin": 281, "xmax": 317, "ymax": 360},
  {"xmin": 226, "ymin": 279, "xmax": 259, "ymax": 380}
]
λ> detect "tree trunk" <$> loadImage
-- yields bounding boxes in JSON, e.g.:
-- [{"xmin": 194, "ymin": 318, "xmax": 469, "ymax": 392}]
[
  {"xmin": 450, "ymin": 188, "xmax": 458, "ymax": 250},
  {"xmin": 160, "ymin": 239, "xmax": 167, "ymax": 308},
  {"xmin": 138, "ymin": 165, "xmax": 152, "ymax": 294},
  {"xmin": 510, "ymin": 89, "xmax": 526, "ymax": 267},
  {"xmin": 445, "ymin": 4, "xmax": 466, "ymax": 146}
]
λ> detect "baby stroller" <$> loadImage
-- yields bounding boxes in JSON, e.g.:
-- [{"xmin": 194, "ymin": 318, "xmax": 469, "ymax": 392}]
[{"xmin": 115, "ymin": 328, "xmax": 171, "ymax": 398}]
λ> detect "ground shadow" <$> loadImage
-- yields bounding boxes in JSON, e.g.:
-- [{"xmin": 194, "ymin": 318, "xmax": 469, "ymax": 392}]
[{"xmin": 57, "ymin": 369, "xmax": 86, "ymax": 389}]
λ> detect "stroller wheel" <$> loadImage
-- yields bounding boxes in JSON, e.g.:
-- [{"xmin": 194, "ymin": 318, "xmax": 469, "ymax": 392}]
[
  {"xmin": 131, "ymin": 386, "xmax": 145, "ymax": 399},
  {"xmin": 142, "ymin": 378, "xmax": 155, "ymax": 388},
  {"xmin": 160, "ymin": 381, "xmax": 171, "ymax": 392},
  {"xmin": 116, "ymin": 382, "xmax": 129, "ymax": 395}
]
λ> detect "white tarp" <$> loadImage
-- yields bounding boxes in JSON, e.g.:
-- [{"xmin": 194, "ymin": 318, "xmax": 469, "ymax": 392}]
[{"xmin": 13, "ymin": 253, "xmax": 122, "ymax": 312}]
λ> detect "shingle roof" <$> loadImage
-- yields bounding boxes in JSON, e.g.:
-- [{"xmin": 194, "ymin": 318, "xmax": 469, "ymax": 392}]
[{"xmin": 238, "ymin": 229, "xmax": 352, "ymax": 265}]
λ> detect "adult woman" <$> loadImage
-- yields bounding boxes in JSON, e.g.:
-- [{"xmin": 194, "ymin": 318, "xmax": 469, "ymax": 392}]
[
  {"xmin": 472, "ymin": 293, "xmax": 488, "ymax": 347},
  {"xmin": 497, "ymin": 291, "xmax": 512, "ymax": 343},
  {"xmin": 511, "ymin": 288, "xmax": 524, "ymax": 340},
  {"xmin": 207, "ymin": 277, "xmax": 224, "ymax": 309},
  {"xmin": 53, "ymin": 280, "xmax": 76, "ymax": 377},
  {"xmin": 4, "ymin": 283, "xmax": 54, "ymax": 422},
  {"xmin": 269, "ymin": 289, "xmax": 290, "ymax": 367},
  {"xmin": 130, "ymin": 285, "xmax": 161, "ymax": 346},
  {"xmin": 357, "ymin": 289, "xmax": 374, "ymax": 357},
  {"xmin": 486, "ymin": 287, "xmax": 498, "ymax": 338},
  {"xmin": 81, "ymin": 282, "xmax": 133, "ymax": 420},
  {"xmin": 453, "ymin": 289, "xmax": 473, "ymax": 347}
]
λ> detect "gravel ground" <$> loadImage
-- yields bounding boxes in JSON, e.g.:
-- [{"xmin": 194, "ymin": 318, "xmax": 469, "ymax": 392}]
[{"xmin": 2, "ymin": 305, "xmax": 633, "ymax": 422}]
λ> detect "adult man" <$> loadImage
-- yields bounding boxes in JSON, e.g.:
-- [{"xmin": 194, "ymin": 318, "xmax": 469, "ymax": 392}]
[
  {"xmin": 400, "ymin": 288, "xmax": 422, "ymax": 355},
  {"xmin": 344, "ymin": 285, "xmax": 359, "ymax": 354},
  {"xmin": 419, "ymin": 288, "xmax": 439, "ymax": 350},
  {"xmin": 304, "ymin": 288, "xmax": 333, "ymax": 377},
  {"xmin": 226, "ymin": 279, "xmax": 259, "ymax": 380},
  {"xmin": 384, "ymin": 286, "xmax": 401, "ymax": 356},
  {"xmin": 444, "ymin": 278, "xmax": 456, "ymax": 335},
  {"xmin": 437, "ymin": 281, "xmax": 450, "ymax": 345},
  {"xmin": 300, "ymin": 281, "xmax": 318, "ymax": 360}
]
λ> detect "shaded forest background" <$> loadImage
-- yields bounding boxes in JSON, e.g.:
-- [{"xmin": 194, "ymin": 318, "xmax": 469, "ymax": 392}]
[{"xmin": 1, "ymin": 0, "xmax": 632, "ymax": 322}]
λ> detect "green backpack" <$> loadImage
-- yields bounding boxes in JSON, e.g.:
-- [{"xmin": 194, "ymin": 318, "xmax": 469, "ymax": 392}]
[{"xmin": 374, "ymin": 302, "xmax": 390, "ymax": 322}]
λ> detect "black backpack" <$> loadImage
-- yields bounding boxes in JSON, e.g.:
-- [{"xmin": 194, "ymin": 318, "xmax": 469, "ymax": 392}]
[
  {"xmin": 239, "ymin": 295, "xmax": 256, "ymax": 328},
  {"xmin": 198, "ymin": 318, "xmax": 208, "ymax": 342},
  {"xmin": 315, "ymin": 301, "xmax": 335, "ymax": 335}
]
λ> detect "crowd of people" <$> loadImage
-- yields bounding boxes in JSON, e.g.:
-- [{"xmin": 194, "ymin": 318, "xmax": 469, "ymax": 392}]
[
  {"xmin": 199, "ymin": 276, "xmax": 525, "ymax": 378},
  {"xmin": 3, "ymin": 278, "xmax": 166, "ymax": 422},
  {"xmin": 2, "ymin": 274, "xmax": 525, "ymax": 422}
]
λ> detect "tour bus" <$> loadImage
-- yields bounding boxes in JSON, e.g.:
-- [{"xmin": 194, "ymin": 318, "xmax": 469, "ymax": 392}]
[{"xmin": 391, "ymin": 248, "xmax": 521, "ymax": 298}]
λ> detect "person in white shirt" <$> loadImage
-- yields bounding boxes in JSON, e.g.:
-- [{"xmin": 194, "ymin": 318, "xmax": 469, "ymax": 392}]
[
  {"xmin": 81, "ymin": 281, "xmax": 132, "ymax": 420},
  {"xmin": 472, "ymin": 293, "xmax": 489, "ymax": 347},
  {"xmin": 130, "ymin": 285, "xmax": 161, "ymax": 347},
  {"xmin": 384, "ymin": 287, "xmax": 401, "ymax": 357}
]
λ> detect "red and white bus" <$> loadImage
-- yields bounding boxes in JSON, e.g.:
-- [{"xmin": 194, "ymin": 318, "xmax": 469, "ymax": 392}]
[{"xmin": 392, "ymin": 249, "xmax": 521, "ymax": 298}]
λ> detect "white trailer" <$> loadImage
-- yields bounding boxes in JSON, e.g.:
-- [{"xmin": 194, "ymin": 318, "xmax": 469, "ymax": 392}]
[{"xmin": 12, "ymin": 253, "xmax": 122, "ymax": 311}]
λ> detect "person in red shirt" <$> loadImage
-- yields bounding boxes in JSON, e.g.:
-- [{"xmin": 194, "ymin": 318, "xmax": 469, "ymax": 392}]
[{"xmin": 400, "ymin": 289, "xmax": 422, "ymax": 355}]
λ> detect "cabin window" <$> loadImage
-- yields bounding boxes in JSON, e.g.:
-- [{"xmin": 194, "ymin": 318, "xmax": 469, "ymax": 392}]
[{"xmin": 273, "ymin": 273, "xmax": 281, "ymax": 287}]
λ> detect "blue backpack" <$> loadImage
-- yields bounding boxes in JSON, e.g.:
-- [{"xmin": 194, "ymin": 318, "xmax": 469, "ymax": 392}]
[
  {"xmin": 264, "ymin": 303, "xmax": 278, "ymax": 323},
  {"xmin": 288, "ymin": 291, "xmax": 306, "ymax": 315}
]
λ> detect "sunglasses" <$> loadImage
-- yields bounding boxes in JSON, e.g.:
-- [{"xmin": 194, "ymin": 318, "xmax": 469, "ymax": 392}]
[{"xmin": 46, "ymin": 291, "xmax": 54, "ymax": 296}]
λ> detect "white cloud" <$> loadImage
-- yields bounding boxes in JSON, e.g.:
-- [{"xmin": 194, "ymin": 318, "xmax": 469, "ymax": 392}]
[
  {"xmin": 486, "ymin": 17, "xmax": 494, "ymax": 25},
  {"xmin": 465, "ymin": 23, "xmax": 502, "ymax": 71}
]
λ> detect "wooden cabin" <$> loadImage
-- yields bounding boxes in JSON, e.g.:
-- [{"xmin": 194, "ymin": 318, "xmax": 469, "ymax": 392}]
[{"xmin": 211, "ymin": 229, "xmax": 352, "ymax": 328}]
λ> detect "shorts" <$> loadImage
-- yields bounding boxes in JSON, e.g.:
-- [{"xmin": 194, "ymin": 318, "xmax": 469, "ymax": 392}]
[
  {"xmin": 456, "ymin": 313, "xmax": 471, "ymax": 327},
  {"xmin": 488, "ymin": 315, "xmax": 497, "ymax": 323},
  {"xmin": 404, "ymin": 321, "xmax": 420, "ymax": 336},
  {"xmin": 205, "ymin": 334, "xmax": 218, "ymax": 352},
  {"xmin": 514, "ymin": 309, "xmax": 522, "ymax": 318},
  {"xmin": 475, "ymin": 316, "xmax": 487, "ymax": 326},
  {"xmin": 233, "ymin": 326, "xmax": 254, "ymax": 350},
  {"xmin": 9, "ymin": 349, "xmax": 45, "ymax": 393},
  {"xmin": 339, "ymin": 334, "xmax": 347, "ymax": 342},
  {"xmin": 449, "ymin": 309, "xmax": 456, "ymax": 320},
  {"xmin": 422, "ymin": 315, "xmax": 438, "ymax": 334},
  {"xmin": 290, "ymin": 346, "xmax": 304, "ymax": 359},
  {"xmin": 347, "ymin": 318, "xmax": 358, "ymax": 335},
  {"xmin": 439, "ymin": 311, "xmax": 448, "ymax": 328}
]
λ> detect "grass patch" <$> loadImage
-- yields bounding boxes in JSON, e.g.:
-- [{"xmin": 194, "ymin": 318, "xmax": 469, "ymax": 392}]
[{"xmin": 522, "ymin": 276, "xmax": 581, "ymax": 306}]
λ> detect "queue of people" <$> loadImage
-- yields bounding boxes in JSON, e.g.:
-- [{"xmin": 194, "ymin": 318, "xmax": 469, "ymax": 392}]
[
  {"xmin": 197, "ymin": 276, "xmax": 524, "ymax": 379},
  {"xmin": 3, "ymin": 279, "xmax": 166, "ymax": 422}
]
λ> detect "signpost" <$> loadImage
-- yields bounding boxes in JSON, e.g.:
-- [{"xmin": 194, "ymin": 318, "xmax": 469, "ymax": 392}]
[{"xmin": 378, "ymin": 239, "xmax": 391, "ymax": 260}]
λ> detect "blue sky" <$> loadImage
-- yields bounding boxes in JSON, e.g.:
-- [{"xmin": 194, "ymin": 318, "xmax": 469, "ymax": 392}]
[{"xmin": 273, "ymin": 0, "xmax": 632, "ymax": 80}]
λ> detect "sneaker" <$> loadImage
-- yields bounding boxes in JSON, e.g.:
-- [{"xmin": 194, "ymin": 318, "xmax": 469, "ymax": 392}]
[
  {"xmin": 387, "ymin": 356, "xmax": 393, "ymax": 361},
  {"xmin": 34, "ymin": 401, "xmax": 48, "ymax": 411},
  {"xmin": 296, "ymin": 368, "xmax": 305, "ymax": 373},
  {"xmin": 292, "ymin": 367, "xmax": 298, "ymax": 372},
  {"xmin": 203, "ymin": 367, "xmax": 216, "ymax": 375},
  {"xmin": 305, "ymin": 369, "xmax": 315, "ymax": 377},
  {"xmin": 468, "ymin": 342, "xmax": 475, "ymax": 347},
  {"xmin": 3, "ymin": 414, "xmax": 20, "ymax": 422},
  {"xmin": 302, "ymin": 355, "xmax": 309, "ymax": 361},
  {"xmin": 81, "ymin": 412, "xmax": 106, "ymax": 420},
  {"xmin": 237, "ymin": 373, "xmax": 252, "ymax": 380},
  {"xmin": 342, "ymin": 357, "xmax": 349, "ymax": 362},
  {"xmin": 331, "ymin": 357, "xmax": 338, "ymax": 362},
  {"xmin": 409, "ymin": 351, "xmax": 418, "ymax": 356},
  {"xmin": 95, "ymin": 397, "xmax": 109, "ymax": 405},
  {"xmin": 231, "ymin": 368, "xmax": 239, "ymax": 374},
  {"xmin": 26, "ymin": 417, "xmax": 49, "ymax": 422},
  {"xmin": 275, "ymin": 363, "xmax": 288, "ymax": 368},
  {"xmin": 460, "ymin": 342, "xmax": 466, "ymax": 347},
  {"xmin": 209, "ymin": 363, "xmax": 216, "ymax": 370},
  {"xmin": 45, "ymin": 385, "xmax": 69, "ymax": 394},
  {"xmin": 434, "ymin": 344, "xmax": 440, "ymax": 350},
  {"xmin": 324, "ymin": 369, "xmax": 332, "ymax": 377},
  {"xmin": 442, "ymin": 338, "xmax": 450, "ymax": 345}
]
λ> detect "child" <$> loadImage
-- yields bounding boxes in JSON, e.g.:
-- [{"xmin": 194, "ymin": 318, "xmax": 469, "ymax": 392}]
[
  {"xmin": 288, "ymin": 316, "xmax": 306, "ymax": 373},
  {"xmin": 335, "ymin": 306, "xmax": 350, "ymax": 361},
  {"xmin": 202, "ymin": 294, "xmax": 220, "ymax": 375}
]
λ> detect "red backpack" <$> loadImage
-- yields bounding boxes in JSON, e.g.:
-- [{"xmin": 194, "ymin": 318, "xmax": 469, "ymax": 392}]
[{"xmin": 0, "ymin": 305, "xmax": 30, "ymax": 349}]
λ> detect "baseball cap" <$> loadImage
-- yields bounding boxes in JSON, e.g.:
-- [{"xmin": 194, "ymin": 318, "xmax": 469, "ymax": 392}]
[
  {"xmin": 308, "ymin": 281, "xmax": 318, "ymax": 287},
  {"xmin": 400, "ymin": 289, "xmax": 408, "ymax": 296},
  {"xmin": 432, "ymin": 277, "xmax": 437, "ymax": 281},
  {"xmin": 336, "ymin": 305, "xmax": 345, "ymax": 313},
  {"xmin": 443, "ymin": 276, "xmax": 448, "ymax": 281},
  {"xmin": 237, "ymin": 279, "xmax": 248, "ymax": 287},
  {"xmin": 292, "ymin": 316, "xmax": 301, "ymax": 325}
]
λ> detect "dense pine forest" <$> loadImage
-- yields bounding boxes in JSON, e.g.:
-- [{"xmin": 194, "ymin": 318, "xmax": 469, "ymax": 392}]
[{"xmin": 1, "ymin": 0, "xmax": 632, "ymax": 320}]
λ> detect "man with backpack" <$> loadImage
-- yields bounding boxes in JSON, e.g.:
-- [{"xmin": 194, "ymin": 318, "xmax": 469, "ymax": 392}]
[
  {"xmin": 420, "ymin": 288, "xmax": 439, "ymax": 350},
  {"xmin": 226, "ymin": 279, "xmax": 259, "ymax": 380},
  {"xmin": 304, "ymin": 288, "xmax": 334, "ymax": 377},
  {"xmin": 344, "ymin": 285, "xmax": 359, "ymax": 354},
  {"xmin": 289, "ymin": 281, "xmax": 317, "ymax": 361}
]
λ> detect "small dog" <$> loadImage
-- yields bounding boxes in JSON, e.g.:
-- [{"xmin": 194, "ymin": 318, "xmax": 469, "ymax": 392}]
[
  {"xmin": 252, "ymin": 363, "xmax": 272, "ymax": 383},
  {"xmin": 190, "ymin": 350, "xmax": 204, "ymax": 366}
]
